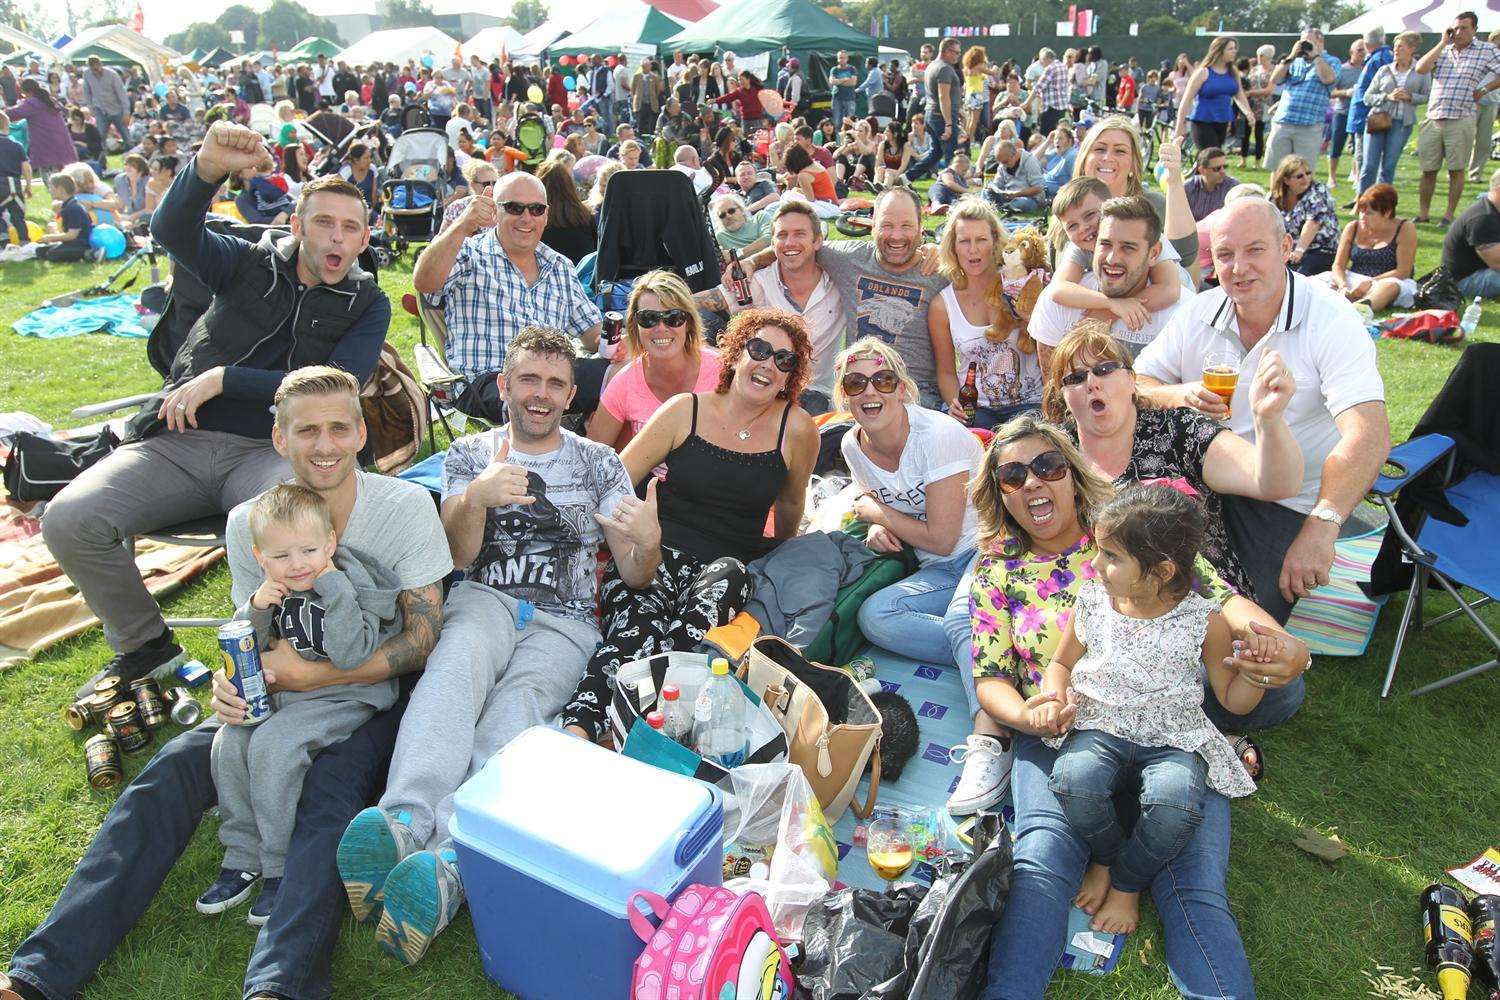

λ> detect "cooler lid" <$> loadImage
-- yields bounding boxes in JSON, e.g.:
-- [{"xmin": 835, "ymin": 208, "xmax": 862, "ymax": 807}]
[{"xmin": 449, "ymin": 726, "xmax": 722, "ymax": 915}]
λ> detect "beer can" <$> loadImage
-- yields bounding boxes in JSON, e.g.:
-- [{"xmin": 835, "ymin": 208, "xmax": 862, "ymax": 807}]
[
  {"xmin": 219, "ymin": 621, "xmax": 271, "ymax": 725},
  {"xmin": 106, "ymin": 700, "xmax": 151, "ymax": 754},
  {"xmin": 84, "ymin": 733, "xmax": 123, "ymax": 791},
  {"xmin": 165, "ymin": 686, "xmax": 203, "ymax": 727},
  {"xmin": 130, "ymin": 677, "xmax": 169, "ymax": 729},
  {"xmin": 92, "ymin": 676, "xmax": 126, "ymax": 711},
  {"xmin": 64, "ymin": 698, "xmax": 99, "ymax": 731},
  {"xmin": 176, "ymin": 659, "xmax": 211, "ymax": 688}
]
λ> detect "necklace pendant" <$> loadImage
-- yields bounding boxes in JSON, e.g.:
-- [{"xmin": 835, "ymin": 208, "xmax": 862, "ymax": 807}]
[{"xmin": 737, "ymin": 428, "xmax": 752, "ymax": 441}]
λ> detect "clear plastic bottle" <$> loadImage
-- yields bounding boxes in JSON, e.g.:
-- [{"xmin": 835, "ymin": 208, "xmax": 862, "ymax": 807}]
[
  {"xmin": 659, "ymin": 683, "xmax": 691, "ymax": 745},
  {"xmin": 1462, "ymin": 297, "xmax": 1483, "ymax": 338},
  {"xmin": 692, "ymin": 658, "xmax": 747, "ymax": 768}
]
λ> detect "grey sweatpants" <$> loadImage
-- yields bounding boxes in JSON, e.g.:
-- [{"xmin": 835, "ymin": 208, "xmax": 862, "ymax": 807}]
[
  {"xmin": 378, "ymin": 582, "xmax": 600, "ymax": 850},
  {"xmin": 41, "ymin": 430, "xmax": 290, "ymax": 652},
  {"xmin": 212, "ymin": 694, "xmax": 384, "ymax": 877}
]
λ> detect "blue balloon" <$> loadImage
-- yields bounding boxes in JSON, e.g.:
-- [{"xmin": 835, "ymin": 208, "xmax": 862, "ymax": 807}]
[
  {"xmin": 153, "ymin": 82, "xmax": 168, "ymax": 98},
  {"xmin": 89, "ymin": 224, "xmax": 127, "ymax": 260},
  {"xmin": 563, "ymin": 74, "xmax": 576, "ymax": 92},
  {"xmin": 421, "ymin": 55, "xmax": 434, "ymax": 68}
]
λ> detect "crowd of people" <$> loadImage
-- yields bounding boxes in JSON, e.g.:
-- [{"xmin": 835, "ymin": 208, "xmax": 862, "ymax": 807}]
[{"xmin": 7, "ymin": 14, "xmax": 1497, "ymax": 1000}]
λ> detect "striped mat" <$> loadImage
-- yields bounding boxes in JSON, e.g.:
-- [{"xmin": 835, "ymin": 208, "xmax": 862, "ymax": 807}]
[{"xmin": 1285, "ymin": 530, "xmax": 1388, "ymax": 658}]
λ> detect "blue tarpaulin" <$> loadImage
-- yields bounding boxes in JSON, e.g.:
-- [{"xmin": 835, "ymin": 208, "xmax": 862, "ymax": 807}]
[{"xmin": 12, "ymin": 294, "xmax": 149, "ymax": 340}]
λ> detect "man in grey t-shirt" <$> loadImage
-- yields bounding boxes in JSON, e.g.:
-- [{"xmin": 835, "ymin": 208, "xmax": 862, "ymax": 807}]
[{"xmin": 909, "ymin": 37, "xmax": 962, "ymax": 180}]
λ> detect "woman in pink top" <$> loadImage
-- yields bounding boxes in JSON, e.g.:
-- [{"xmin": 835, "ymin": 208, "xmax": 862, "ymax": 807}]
[{"xmin": 588, "ymin": 269, "xmax": 720, "ymax": 451}]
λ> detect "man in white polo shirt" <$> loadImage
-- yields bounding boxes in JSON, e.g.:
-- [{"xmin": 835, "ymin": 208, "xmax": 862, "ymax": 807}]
[
  {"xmin": 1136, "ymin": 197, "xmax": 1389, "ymax": 623},
  {"xmin": 1029, "ymin": 195, "xmax": 1192, "ymax": 373},
  {"xmin": 701, "ymin": 198, "xmax": 844, "ymax": 413}
]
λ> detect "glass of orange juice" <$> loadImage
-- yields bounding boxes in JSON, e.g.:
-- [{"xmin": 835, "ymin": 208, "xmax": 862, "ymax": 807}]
[
  {"xmin": 867, "ymin": 806, "xmax": 915, "ymax": 891},
  {"xmin": 1201, "ymin": 351, "xmax": 1241, "ymax": 420}
]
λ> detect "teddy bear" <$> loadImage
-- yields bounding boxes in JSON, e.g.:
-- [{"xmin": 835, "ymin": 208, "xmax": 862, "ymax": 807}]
[{"xmin": 985, "ymin": 225, "xmax": 1050, "ymax": 344}]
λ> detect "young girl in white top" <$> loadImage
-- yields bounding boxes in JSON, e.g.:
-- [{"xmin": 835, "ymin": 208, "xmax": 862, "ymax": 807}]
[{"xmin": 1030, "ymin": 482, "xmax": 1274, "ymax": 935}]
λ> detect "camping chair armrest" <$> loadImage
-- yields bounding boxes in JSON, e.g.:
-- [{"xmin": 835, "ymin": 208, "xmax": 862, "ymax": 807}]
[
  {"xmin": 1371, "ymin": 434, "xmax": 1456, "ymax": 497},
  {"xmin": 70, "ymin": 392, "xmax": 156, "ymax": 420}
]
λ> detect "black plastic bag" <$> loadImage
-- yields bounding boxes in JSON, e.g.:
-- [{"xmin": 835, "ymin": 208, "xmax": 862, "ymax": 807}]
[
  {"xmin": 902, "ymin": 815, "xmax": 1014, "ymax": 1000},
  {"xmin": 797, "ymin": 884, "xmax": 928, "ymax": 1000}
]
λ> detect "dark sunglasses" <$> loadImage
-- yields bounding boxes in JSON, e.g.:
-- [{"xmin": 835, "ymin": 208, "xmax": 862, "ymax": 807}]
[
  {"xmin": 501, "ymin": 201, "xmax": 547, "ymax": 217},
  {"xmin": 1059, "ymin": 360, "xmax": 1127, "ymax": 388},
  {"xmin": 994, "ymin": 449, "xmax": 1071, "ymax": 495},
  {"xmin": 717, "ymin": 207, "xmax": 741, "ymax": 219},
  {"xmin": 841, "ymin": 370, "xmax": 901, "ymax": 396},
  {"xmin": 745, "ymin": 336, "xmax": 798, "ymax": 373},
  {"xmin": 636, "ymin": 308, "xmax": 690, "ymax": 329}
]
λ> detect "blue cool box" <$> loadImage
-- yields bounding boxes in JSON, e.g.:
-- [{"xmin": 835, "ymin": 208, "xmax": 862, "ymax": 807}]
[{"xmin": 449, "ymin": 726, "xmax": 724, "ymax": 1000}]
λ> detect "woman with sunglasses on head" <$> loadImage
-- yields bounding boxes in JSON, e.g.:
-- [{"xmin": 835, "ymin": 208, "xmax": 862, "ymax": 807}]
[
  {"xmin": 1270, "ymin": 153, "xmax": 1338, "ymax": 275},
  {"xmin": 588, "ymin": 270, "xmax": 721, "ymax": 452},
  {"xmin": 936, "ymin": 412, "xmax": 1308, "ymax": 998},
  {"xmin": 1043, "ymin": 319, "xmax": 1302, "ymax": 607},
  {"xmin": 561, "ymin": 309, "xmax": 820, "ymax": 744},
  {"xmin": 833, "ymin": 338, "xmax": 1006, "ymax": 815}
]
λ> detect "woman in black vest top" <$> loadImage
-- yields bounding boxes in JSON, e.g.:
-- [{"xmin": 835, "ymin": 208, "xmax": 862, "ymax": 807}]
[{"xmin": 561, "ymin": 308, "xmax": 821, "ymax": 741}]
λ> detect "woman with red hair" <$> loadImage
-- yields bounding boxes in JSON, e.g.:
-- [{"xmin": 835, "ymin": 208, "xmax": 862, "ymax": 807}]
[{"xmin": 1316, "ymin": 183, "xmax": 1418, "ymax": 311}]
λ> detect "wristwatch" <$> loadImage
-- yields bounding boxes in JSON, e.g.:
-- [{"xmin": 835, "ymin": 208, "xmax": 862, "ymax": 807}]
[{"xmin": 1309, "ymin": 503, "xmax": 1343, "ymax": 527}]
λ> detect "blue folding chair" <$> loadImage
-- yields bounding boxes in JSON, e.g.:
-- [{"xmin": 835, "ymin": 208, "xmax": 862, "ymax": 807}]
[{"xmin": 1369, "ymin": 432, "xmax": 1500, "ymax": 697}]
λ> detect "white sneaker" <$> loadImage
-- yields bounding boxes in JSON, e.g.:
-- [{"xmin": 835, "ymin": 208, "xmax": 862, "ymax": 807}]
[{"xmin": 946, "ymin": 734, "xmax": 1013, "ymax": 815}]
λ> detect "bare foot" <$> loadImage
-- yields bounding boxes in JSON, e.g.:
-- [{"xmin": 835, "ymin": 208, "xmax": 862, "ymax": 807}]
[
  {"xmin": 1091, "ymin": 886, "xmax": 1141, "ymax": 935},
  {"xmin": 1074, "ymin": 862, "xmax": 1111, "ymax": 915}
]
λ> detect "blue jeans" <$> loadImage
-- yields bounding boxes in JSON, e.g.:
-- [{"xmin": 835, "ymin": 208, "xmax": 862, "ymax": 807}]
[
  {"xmin": 1329, "ymin": 111, "xmax": 1351, "ymax": 160},
  {"xmin": 832, "ymin": 93, "xmax": 856, "ymax": 129},
  {"xmin": 906, "ymin": 113, "xmax": 957, "ymax": 181},
  {"xmin": 858, "ymin": 546, "xmax": 976, "ymax": 668},
  {"xmin": 7, "ymin": 694, "xmax": 407, "ymax": 1000},
  {"xmin": 984, "ymin": 190, "xmax": 1042, "ymax": 215},
  {"xmin": 1360, "ymin": 121, "xmax": 1412, "ymax": 192},
  {"xmin": 1457, "ymin": 266, "xmax": 1500, "ymax": 298},
  {"xmin": 1049, "ymin": 730, "xmax": 1209, "ymax": 893},
  {"xmin": 982, "ymin": 735, "xmax": 1254, "ymax": 999}
]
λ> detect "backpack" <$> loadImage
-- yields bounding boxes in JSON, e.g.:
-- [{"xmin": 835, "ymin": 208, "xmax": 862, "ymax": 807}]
[
  {"xmin": 359, "ymin": 343, "xmax": 428, "ymax": 473},
  {"xmin": 629, "ymin": 885, "xmax": 795, "ymax": 1000}
]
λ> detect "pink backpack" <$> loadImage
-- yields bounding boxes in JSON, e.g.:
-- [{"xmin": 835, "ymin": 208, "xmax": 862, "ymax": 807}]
[{"xmin": 629, "ymin": 884, "xmax": 795, "ymax": 1000}]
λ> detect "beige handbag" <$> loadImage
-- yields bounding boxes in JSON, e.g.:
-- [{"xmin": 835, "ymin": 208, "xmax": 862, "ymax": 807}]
[{"xmin": 740, "ymin": 635, "xmax": 883, "ymax": 822}]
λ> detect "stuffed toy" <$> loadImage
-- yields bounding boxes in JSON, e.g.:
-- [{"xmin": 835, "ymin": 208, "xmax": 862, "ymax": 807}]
[
  {"xmin": 868, "ymin": 690, "xmax": 919, "ymax": 782},
  {"xmin": 986, "ymin": 225, "xmax": 1049, "ymax": 345}
]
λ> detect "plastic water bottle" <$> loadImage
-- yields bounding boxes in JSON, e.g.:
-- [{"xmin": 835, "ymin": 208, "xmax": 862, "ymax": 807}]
[
  {"xmin": 692, "ymin": 658, "xmax": 747, "ymax": 768},
  {"xmin": 1461, "ymin": 297, "xmax": 1483, "ymax": 337},
  {"xmin": 659, "ymin": 683, "xmax": 691, "ymax": 746}
]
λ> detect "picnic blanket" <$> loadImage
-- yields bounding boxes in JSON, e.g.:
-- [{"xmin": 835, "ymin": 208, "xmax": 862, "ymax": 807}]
[{"xmin": 12, "ymin": 294, "xmax": 150, "ymax": 340}]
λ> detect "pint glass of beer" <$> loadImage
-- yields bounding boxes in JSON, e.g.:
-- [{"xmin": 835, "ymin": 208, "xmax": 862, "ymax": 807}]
[{"xmin": 1202, "ymin": 351, "xmax": 1241, "ymax": 419}]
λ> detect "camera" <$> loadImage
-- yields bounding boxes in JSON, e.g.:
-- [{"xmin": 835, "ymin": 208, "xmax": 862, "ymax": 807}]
[{"xmin": 1293, "ymin": 40, "xmax": 1313, "ymax": 59}]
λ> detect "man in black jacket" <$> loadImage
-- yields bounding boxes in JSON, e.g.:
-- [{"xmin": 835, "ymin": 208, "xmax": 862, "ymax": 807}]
[{"xmin": 42, "ymin": 120, "xmax": 390, "ymax": 699}]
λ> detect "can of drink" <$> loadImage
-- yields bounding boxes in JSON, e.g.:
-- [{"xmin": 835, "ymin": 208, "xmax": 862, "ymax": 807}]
[
  {"xmin": 130, "ymin": 677, "xmax": 169, "ymax": 729},
  {"xmin": 64, "ymin": 697, "xmax": 101, "ymax": 731},
  {"xmin": 165, "ymin": 686, "xmax": 203, "ymax": 727},
  {"xmin": 176, "ymin": 659, "xmax": 211, "ymax": 688},
  {"xmin": 84, "ymin": 733, "xmax": 123, "ymax": 790},
  {"xmin": 106, "ymin": 701, "xmax": 151, "ymax": 754},
  {"xmin": 219, "ymin": 621, "xmax": 271, "ymax": 725},
  {"xmin": 92, "ymin": 676, "xmax": 126, "ymax": 711}
]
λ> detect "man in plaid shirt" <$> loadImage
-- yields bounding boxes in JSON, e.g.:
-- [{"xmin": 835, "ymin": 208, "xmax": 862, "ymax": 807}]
[
  {"xmin": 1264, "ymin": 29, "xmax": 1339, "ymax": 171},
  {"xmin": 1415, "ymin": 11, "xmax": 1500, "ymax": 224},
  {"xmin": 413, "ymin": 172, "xmax": 602, "ymax": 422},
  {"xmin": 1032, "ymin": 48, "xmax": 1072, "ymax": 139}
]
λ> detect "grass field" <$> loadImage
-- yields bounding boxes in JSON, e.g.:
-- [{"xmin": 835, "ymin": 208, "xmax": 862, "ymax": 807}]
[{"xmin": 2, "ymin": 140, "xmax": 1499, "ymax": 1000}]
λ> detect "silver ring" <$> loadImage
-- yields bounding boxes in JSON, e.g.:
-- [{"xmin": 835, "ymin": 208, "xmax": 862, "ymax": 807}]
[
  {"xmin": 175, "ymin": 402, "xmax": 187, "ymax": 410},
  {"xmin": 1262, "ymin": 674, "xmax": 1271, "ymax": 686}
]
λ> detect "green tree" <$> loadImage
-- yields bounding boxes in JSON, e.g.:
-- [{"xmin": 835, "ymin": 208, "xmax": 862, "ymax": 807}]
[
  {"xmin": 165, "ymin": 21, "xmax": 233, "ymax": 52},
  {"xmin": 507, "ymin": 0, "xmax": 548, "ymax": 32},
  {"xmin": 220, "ymin": 3, "xmax": 260, "ymax": 48},
  {"xmin": 381, "ymin": 0, "xmax": 436, "ymax": 29},
  {"xmin": 258, "ymin": 0, "xmax": 341, "ymax": 49},
  {"xmin": 1140, "ymin": 14, "xmax": 1188, "ymax": 37}
]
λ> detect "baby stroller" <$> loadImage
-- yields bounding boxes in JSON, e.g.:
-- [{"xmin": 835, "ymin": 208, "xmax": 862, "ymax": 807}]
[
  {"xmin": 381, "ymin": 126, "xmax": 449, "ymax": 244},
  {"xmin": 514, "ymin": 112, "xmax": 549, "ymax": 170}
]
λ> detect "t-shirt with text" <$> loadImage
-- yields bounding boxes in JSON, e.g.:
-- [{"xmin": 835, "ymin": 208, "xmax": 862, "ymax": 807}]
[{"xmin": 817, "ymin": 241, "xmax": 947, "ymax": 390}]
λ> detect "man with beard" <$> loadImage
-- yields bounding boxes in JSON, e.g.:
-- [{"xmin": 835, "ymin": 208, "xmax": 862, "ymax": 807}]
[
  {"xmin": 1029, "ymin": 195, "xmax": 1193, "ymax": 371},
  {"xmin": 336, "ymin": 326, "xmax": 661, "ymax": 968},
  {"xmin": 745, "ymin": 188, "xmax": 948, "ymax": 407}
]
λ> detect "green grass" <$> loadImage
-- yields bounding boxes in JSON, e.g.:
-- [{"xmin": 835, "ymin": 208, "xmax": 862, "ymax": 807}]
[{"xmin": 2, "ymin": 144, "xmax": 1499, "ymax": 1000}]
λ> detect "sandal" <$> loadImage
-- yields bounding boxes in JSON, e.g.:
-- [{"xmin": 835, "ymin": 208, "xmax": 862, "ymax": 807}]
[{"xmin": 1228, "ymin": 734, "xmax": 1265, "ymax": 782}]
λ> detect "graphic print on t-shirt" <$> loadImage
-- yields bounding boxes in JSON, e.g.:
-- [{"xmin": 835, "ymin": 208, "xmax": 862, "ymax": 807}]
[
  {"xmin": 855, "ymin": 276, "xmax": 924, "ymax": 345},
  {"xmin": 961, "ymin": 337, "xmax": 1040, "ymax": 408},
  {"xmin": 475, "ymin": 470, "xmax": 580, "ymax": 607},
  {"xmin": 274, "ymin": 596, "xmax": 328, "ymax": 658}
]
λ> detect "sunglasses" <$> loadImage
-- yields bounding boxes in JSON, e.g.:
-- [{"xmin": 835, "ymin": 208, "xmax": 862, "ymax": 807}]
[
  {"xmin": 637, "ymin": 308, "xmax": 689, "ymax": 329},
  {"xmin": 994, "ymin": 450, "xmax": 1071, "ymax": 495},
  {"xmin": 717, "ymin": 208, "xmax": 741, "ymax": 219},
  {"xmin": 745, "ymin": 336, "xmax": 798, "ymax": 373},
  {"xmin": 1059, "ymin": 360, "xmax": 1127, "ymax": 388},
  {"xmin": 841, "ymin": 370, "xmax": 901, "ymax": 396},
  {"xmin": 501, "ymin": 201, "xmax": 547, "ymax": 217}
]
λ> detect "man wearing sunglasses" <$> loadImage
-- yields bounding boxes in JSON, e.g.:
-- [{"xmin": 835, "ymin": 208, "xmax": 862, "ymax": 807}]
[
  {"xmin": 1030, "ymin": 195, "xmax": 1192, "ymax": 371},
  {"xmin": 1136, "ymin": 196, "xmax": 1389, "ymax": 624},
  {"xmin": 1182, "ymin": 146, "xmax": 1240, "ymax": 222},
  {"xmin": 413, "ymin": 172, "xmax": 603, "ymax": 424}
]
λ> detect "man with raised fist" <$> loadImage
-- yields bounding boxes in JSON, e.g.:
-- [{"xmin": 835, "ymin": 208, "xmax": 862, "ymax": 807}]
[{"xmin": 336, "ymin": 326, "xmax": 659, "ymax": 967}]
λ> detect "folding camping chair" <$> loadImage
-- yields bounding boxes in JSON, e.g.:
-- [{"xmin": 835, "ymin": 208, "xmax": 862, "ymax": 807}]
[
  {"xmin": 1368, "ymin": 433, "xmax": 1500, "ymax": 697},
  {"xmin": 399, "ymin": 288, "xmax": 485, "ymax": 450}
]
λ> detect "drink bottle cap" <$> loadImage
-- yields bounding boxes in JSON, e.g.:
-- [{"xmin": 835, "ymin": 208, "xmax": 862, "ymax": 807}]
[
  {"xmin": 646, "ymin": 710, "xmax": 665, "ymax": 729},
  {"xmin": 661, "ymin": 684, "xmax": 680, "ymax": 701},
  {"xmin": 711, "ymin": 658, "xmax": 730, "ymax": 675}
]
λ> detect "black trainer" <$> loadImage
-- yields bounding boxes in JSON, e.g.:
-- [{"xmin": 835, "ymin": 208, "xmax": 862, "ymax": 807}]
[
  {"xmin": 196, "ymin": 869, "xmax": 260, "ymax": 915},
  {"xmin": 74, "ymin": 630, "xmax": 184, "ymax": 700},
  {"xmin": 247, "ymin": 877, "xmax": 282, "ymax": 928}
]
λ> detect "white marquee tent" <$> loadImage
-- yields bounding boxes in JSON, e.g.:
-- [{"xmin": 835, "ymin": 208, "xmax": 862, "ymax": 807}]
[
  {"xmin": 336, "ymin": 26, "xmax": 461, "ymax": 69},
  {"xmin": 60, "ymin": 25, "xmax": 180, "ymax": 83},
  {"xmin": 461, "ymin": 26, "xmax": 537, "ymax": 63},
  {"xmin": 0, "ymin": 24, "xmax": 62, "ymax": 63},
  {"xmin": 1333, "ymin": 0, "xmax": 1500, "ymax": 35}
]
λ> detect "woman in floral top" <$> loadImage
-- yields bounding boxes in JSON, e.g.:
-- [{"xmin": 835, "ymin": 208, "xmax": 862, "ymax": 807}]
[
  {"xmin": 941, "ymin": 413, "xmax": 1310, "ymax": 998},
  {"xmin": 1270, "ymin": 154, "xmax": 1339, "ymax": 275}
]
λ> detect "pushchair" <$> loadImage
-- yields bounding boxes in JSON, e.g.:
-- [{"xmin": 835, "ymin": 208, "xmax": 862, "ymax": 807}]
[
  {"xmin": 514, "ymin": 113, "xmax": 549, "ymax": 170},
  {"xmin": 380, "ymin": 126, "xmax": 450, "ymax": 245}
]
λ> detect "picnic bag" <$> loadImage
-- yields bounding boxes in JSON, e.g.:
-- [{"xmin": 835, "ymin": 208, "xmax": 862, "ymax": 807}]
[
  {"xmin": 629, "ymin": 884, "xmax": 795, "ymax": 1000},
  {"xmin": 3, "ymin": 427, "xmax": 118, "ymax": 503},
  {"xmin": 742, "ymin": 635, "xmax": 883, "ymax": 822}
]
